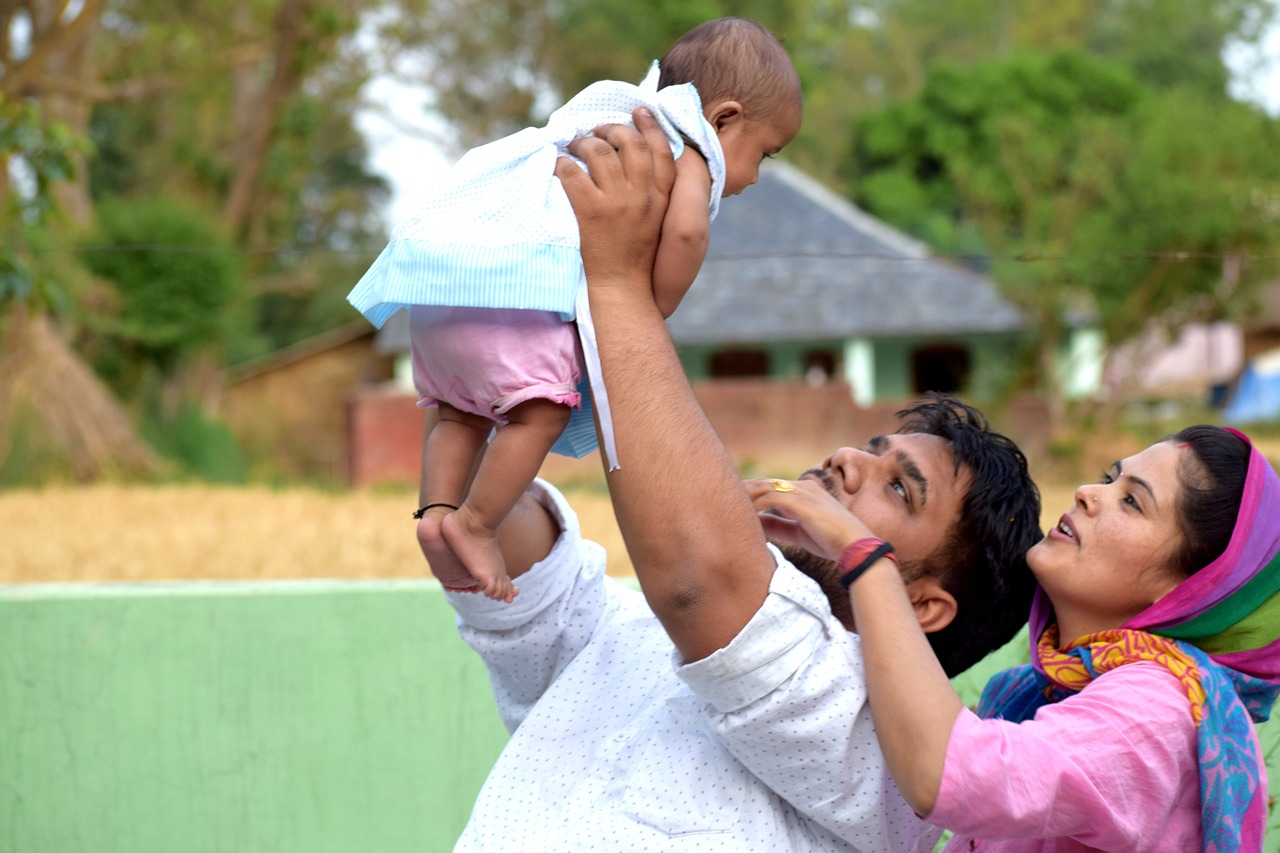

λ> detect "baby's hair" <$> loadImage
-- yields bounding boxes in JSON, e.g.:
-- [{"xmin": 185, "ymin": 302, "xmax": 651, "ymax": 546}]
[{"xmin": 657, "ymin": 17, "xmax": 802, "ymax": 125}]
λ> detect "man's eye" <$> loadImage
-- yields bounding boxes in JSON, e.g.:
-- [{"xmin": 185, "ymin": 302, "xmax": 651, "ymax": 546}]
[{"xmin": 891, "ymin": 479, "xmax": 908, "ymax": 500}]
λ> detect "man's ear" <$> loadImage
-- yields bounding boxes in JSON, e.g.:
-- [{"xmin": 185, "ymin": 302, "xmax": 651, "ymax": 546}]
[
  {"xmin": 707, "ymin": 100, "xmax": 744, "ymax": 133},
  {"xmin": 903, "ymin": 575, "xmax": 957, "ymax": 634}
]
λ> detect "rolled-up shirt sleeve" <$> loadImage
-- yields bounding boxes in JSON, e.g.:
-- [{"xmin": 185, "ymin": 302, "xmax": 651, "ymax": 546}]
[
  {"xmin": 446, "ymin": 480, "xmax": 609, "ymax": 733},
  {"xmin": 930, "ymin": 662, "xmax": 1201, "ymax": 851},
  {"xmin": 678, "ymin": 549, "xmax": 939, "ymax": 853}
]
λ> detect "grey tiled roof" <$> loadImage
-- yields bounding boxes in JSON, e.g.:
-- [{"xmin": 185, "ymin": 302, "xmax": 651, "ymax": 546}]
[
  {"xmin": 371, "ymin": 161, "xmax": 1024, "ymax": 354},
  {"xmin": 667, "ymin": 161, "xmax": 1025, "ymax": 345}
]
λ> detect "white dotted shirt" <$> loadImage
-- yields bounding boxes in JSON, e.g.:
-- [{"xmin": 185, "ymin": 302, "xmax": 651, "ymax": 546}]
[{"xmin": 445, "ymin": 481, "xmax": 940, "ymax": 852}]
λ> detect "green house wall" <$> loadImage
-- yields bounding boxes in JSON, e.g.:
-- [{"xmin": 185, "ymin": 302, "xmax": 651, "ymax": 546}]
[{"xmin": 678, "ymin": 332, "xmax": 1026, "ymax": 404}]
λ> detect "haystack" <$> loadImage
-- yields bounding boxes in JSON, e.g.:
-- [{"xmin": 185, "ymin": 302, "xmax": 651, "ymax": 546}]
[{"xmin": 0, "ymin": 307, "xmax": 159, "ymax": 481}]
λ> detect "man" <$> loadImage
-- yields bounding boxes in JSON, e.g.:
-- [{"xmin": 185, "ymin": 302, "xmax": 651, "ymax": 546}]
[{"xmin": 437, "ymin": 111, "xmax": 1042, "ymax": 851}]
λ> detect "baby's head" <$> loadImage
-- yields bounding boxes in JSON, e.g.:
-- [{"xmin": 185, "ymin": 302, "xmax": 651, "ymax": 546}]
[{"xmin": 659, "ymin": 18, "xmax": 802, "ymax": 196}]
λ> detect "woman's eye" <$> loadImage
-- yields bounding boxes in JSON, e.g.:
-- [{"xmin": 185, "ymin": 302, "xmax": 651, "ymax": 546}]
[{"xmin": 1100, "ymin": 471, "xmax": 1115, "ymax": 484}]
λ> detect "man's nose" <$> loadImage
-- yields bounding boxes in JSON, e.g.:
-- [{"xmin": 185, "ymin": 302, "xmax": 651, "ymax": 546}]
[{"xmin": 825, "ymin": 447, "xmax": 873, "ymax": 494}]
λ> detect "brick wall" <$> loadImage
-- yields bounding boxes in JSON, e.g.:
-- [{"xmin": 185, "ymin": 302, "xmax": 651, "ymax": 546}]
[
  {"xmin": 345, "ymin": 380, "xmax": 1049, "ymax": 487},
  {"xmin": 346, "ymin": 388, "xmax": 428, "ymax": 488}
]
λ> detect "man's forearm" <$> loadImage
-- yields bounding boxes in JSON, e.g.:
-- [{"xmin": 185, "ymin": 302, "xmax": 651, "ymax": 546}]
[
  {"xmin": 588, "ymin": 272, "xmax": 774, "ymax": 662},
  {"xmin": 559, "ymin": 113, "xmax": 775, "ymax": 662}
]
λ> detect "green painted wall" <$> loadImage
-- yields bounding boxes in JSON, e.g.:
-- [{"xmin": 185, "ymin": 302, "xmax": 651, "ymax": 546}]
[
  {"xmin": 680, "ymin": 333, "xmax": 1026, "ymax": 405},
  {"xmin": 0, "ymin": 581, "xmax": 507, "ymax": 853},
  {"xmin": 3, "ymin": 582, "xmax": 1275, "ymax": 852}
]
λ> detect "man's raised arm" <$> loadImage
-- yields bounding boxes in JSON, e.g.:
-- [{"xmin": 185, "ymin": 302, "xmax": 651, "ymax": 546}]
[{"xmin": 553, "ymin": 110, "xmax": 775, "ymax": 662}]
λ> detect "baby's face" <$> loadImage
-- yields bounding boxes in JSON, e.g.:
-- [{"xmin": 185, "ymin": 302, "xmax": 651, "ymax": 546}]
[{"xmin": 717, "ymin": 103, "xmax": 800, "ymax": 196}]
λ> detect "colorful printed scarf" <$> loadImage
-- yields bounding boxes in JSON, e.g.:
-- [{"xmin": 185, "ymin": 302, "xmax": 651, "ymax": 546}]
[{"xmin": 980, "ymin": 429, "xmax": 1280, "ymax": 853}]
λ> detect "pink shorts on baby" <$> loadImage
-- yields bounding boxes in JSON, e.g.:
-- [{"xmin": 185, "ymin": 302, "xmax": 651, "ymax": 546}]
[{"xmin": 409, "ymin": 305, "xmax": 582, "ymax": 422}]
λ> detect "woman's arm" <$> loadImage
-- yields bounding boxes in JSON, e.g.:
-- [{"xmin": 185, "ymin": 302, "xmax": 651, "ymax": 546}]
[
  {"xmin": 748, "ymin": 477, "xmax": 963, "ymax": 814},
  {"xmin": 844, "ymin": 559, "xmax": 963, "ymax": 813},
  {"xmin": 651, "ymin": 148, "xmax": 711, "ymax": 318}
]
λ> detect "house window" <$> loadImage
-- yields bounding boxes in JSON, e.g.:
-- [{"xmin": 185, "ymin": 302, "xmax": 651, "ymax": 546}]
[
  {"xmin": 804, "ymin": 350, "xmax": 838, "ymax": 384},
  {"xmin": 709, "ymin": 349, "xmax": 770, "ymax": 377},
  {"xmin": 912, "ymin": 344, "xmax": 970, "ymax": 394}
]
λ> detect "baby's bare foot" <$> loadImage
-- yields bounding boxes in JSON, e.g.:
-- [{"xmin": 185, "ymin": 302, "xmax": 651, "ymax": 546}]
[
  {"xmin": 442, "ymin": 506, "xmax": 518, "ymax": 603},
  {"xmin": 416, "ymin": 510, "xmax": 480, "ymax": 593}
]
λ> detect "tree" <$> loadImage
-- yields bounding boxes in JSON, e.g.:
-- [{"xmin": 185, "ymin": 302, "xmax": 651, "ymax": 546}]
[
  {"xmin": 79, "ymin": 1, "xmax": 391, "ymax": 356},
  {"xmin": 1, "ymin": 0, "xmax": 106, "ymax": 228},
  {"xmin": 0, "ymin": 97, "xmax": 158, "ymax": 481},
  {"xmin": 849, "ymin": 50, "xmax": 1280, "ymax": 433},
  {"xmin": 79, "ymin": 198, "xmax": 247, "ymax": 409},
  {"xmin": 375, "ymin": 0, "xmax": 1275, "ymax": 194}
]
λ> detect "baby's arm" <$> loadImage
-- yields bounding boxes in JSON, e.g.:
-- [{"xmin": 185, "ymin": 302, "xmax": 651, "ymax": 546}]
[{"xmin": 651, "ymin": 147, "xmax": 712, "ymax": 319}]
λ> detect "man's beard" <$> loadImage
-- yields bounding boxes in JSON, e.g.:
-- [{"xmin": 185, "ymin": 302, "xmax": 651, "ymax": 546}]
[
  {"xmin": 776, "ymin": 542, "xmax": 853, "ymax": 629},
  {"xmin": 771, "ymin": 467, "xmax": 921, "ymax": 631},
  {"xmin": 773, "ymin": 467, "xmax": 854, "ymax": 627}
]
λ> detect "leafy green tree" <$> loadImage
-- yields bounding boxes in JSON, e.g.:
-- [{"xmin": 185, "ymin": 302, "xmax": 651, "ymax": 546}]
[
  {"xmin": 849, "ymin": 50, "xmax": 1280, "ymax": 431},
  {"xmin": 80, "ymin": 1, "xmax": 392, "ymax": 355},
  {"xmin": 0, "ymin": 98, "xmax": 81, "ymax": 313},
  {"xmin": 79, "ymin": 198, "xmax": 247, "ymax": 398},
  {"xmin": 382, "ymin": 0, "xmax": 1275, "ymax": 194},
  {"xmin": 0, "ymin": 97, "xmax": 158, "ymax": 482}
]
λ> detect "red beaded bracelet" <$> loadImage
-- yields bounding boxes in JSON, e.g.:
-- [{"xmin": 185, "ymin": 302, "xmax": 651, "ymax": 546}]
[{"xmin": 838, "ymin": 537, "xmax": 899, "ymax": 588}]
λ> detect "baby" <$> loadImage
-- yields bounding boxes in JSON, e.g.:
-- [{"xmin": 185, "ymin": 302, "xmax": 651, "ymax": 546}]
[{"xmin": 348, "ymin": 17, "xmax": 802, "ymax": 601}]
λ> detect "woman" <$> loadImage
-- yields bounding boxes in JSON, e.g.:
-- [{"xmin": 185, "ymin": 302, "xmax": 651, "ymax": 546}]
[{"xmin": 751, "ymin": 425, "xmax": 1280, "ymax": 851}]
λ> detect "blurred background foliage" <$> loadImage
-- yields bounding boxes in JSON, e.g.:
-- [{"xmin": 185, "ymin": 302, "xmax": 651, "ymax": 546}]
[{"xmin": 1, "ymin": 0, "xmax": 1278, "ymax": 483}]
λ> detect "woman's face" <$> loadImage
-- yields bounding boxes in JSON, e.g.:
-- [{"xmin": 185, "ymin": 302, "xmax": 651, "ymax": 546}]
[{"xmin": 1028, "ymin": 440, "xmax": 1188, "ymax": 641}]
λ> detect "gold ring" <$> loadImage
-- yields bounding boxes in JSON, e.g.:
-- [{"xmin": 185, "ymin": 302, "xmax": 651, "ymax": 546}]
[{"xmin": 769, "ymin": 479, "xmax": 797, "ymax": 493}]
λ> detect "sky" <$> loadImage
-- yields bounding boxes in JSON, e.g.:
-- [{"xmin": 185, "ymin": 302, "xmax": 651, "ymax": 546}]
[{"xmin": 358, "ymin": 19, "xmax": 1280, "ymax": 226}]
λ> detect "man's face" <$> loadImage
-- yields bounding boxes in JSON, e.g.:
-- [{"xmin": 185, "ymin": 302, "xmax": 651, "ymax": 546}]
[
  {"xmin": 778, "ymin": 433, "xmax": 970, "ymax": 628},
  {"xmin": 801, "ymin": 433, "xmax": 970, "ymax": 570}
]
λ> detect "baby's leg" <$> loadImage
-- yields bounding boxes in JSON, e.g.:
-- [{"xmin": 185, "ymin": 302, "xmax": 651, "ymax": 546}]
[
  {"xmin": 417, "ymin": 404, "xmax": 490, "ymax": 593},
  {"xmin": 443, "ymin": 398, "xmax": 572, "ymax": 602}
]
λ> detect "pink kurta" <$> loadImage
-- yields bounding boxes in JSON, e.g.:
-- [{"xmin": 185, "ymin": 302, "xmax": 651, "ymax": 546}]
[{"xmin": 931, "ymin": 661, "xmax": 1205, "ymax": 851}]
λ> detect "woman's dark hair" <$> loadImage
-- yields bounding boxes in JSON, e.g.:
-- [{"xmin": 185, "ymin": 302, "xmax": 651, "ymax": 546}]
[{"xmin": 1167, "ymin": 425, "xmax": 1250, "ymax": 579}]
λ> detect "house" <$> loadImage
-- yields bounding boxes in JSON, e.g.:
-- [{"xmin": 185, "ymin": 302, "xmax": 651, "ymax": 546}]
[
  {"xmin": 1224, "ymin": 279, "xmax": 1280, "ymax": 424},
  {"xmin": 1104, "ymin": 322, "xmax": 1243, "ymax": 400},
  {"xmin": 1098, "ymin": 278, "xmax": 1280, "ymax": 420},
  {"xmin": 219, "ymin": 320, "xmax": 395, "ymax": 484},
  {"xmin": 666, "ymin": 161, "xmax": 1027, "ymax": 404},
  {"xmin": 226, "ymin": 162, "xmax": 1042, "ymax": 486}
]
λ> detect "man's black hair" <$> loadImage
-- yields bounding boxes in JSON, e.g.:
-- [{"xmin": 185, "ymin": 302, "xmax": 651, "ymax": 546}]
[{"xmin": 897, "ymin": 393, "xmax": 1043, "ymax": 677}]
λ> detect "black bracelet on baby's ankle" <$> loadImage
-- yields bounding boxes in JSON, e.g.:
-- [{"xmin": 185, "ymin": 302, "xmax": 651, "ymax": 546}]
[{"xmin": 413, "ymin": 502, "xmax": 460, "ymax": 519}]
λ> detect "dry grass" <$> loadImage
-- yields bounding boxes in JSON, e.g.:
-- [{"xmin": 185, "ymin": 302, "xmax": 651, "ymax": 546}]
[
  {"xmin": 0, "ymin": 475, "xmax": 1080, "ymax": 585},
  {"xmin": 0, "ymin": 479, "xmax": 631, "ymax": 583},
  {"xmin": 5, "ymin": 432, "xmax": 1275, "ymax": 584}
]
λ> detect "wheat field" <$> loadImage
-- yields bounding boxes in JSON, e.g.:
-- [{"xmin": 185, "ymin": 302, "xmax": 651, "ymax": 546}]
[
  {"xmin": 11, "ymin": 430, "xmax": 1280, "ymax": 583},
  {"xmin": 0, "ymin": 476, "xmax": 1083, "ymax": 584}
]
